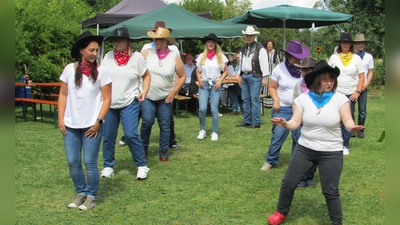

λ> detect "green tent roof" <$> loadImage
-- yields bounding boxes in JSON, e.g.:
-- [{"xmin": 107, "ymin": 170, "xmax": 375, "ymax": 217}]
[{"xmin": 99, "ymin": 4, "xmax": 249, "ymax": 40}]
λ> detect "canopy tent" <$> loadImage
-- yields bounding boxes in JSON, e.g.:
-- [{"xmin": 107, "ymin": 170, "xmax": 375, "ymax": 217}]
[
  {"xmin": 82, "ymin": 0, "xmax": 211, "ymax": 34},
  {"xmin": 99, "ymin": 4, "xmax": 248, "ymax": 40},
  {"xmin": 224, "ymin": 4, "xmax": 353, "ymax": 48}
]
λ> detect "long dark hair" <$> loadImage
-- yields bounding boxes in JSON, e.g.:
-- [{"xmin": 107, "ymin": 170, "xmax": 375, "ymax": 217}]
[{"xmin": 75, "ymin": 39, "xmax": 99, "ymax": 88}]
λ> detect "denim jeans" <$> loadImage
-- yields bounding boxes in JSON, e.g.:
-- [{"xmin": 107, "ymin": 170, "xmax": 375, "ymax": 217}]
[
  {"xmin": 342, "ymin": 95, "xmax": 356, "ymax": 148},
  {"xmin": 140, "ymin": 98, "xmax": 172, "ymax": 151},
  {"xmin": 102, "ymin": 98, "xmax": 146, "ymax": 168},
  {"xmin": 198, "ymin": 80, "xmax": 222, "ymax": 133},
  {"xmin": 228, "ymin": 84, "xmax": 243, "ymax": 112},
  {"xmin": 277, "ymin": 145, "xmax": 343, "ymax": 224},
  {"xmin": 241, "ymin": 74, "xmax": 262, "ymax": 125},
  {"xmin": 64, "ymin": 126, "xmax": 102, "ymax": 200},
  {"xmin": 266, "ymin": 107, "xmax": 300, "ymax": 166},
  {"xmin": 356, "ymin": 89, "xmax": 367, "ymax": 128},
  {"xmin": 169, "ymin": 112, "xmax": 177, "ymax": 146}
]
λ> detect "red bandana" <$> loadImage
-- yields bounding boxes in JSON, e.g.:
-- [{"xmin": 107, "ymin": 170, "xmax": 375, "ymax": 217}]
[
  {"xmin": 114, "ymin": 50, "xmax": 131, "ymax": 66},
  {"xmin": 206, "ymin": 50, "xmax": 216, "ymax": 60},
  {"xmin": 80, "ymin": 62, "xmax": 94, "ymax": 77}
]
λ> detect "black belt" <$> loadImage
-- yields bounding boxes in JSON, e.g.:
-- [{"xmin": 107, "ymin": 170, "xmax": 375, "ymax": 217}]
[{"xmin": 242, "ymin": 71, "xmax": 252, "ymax": 75}]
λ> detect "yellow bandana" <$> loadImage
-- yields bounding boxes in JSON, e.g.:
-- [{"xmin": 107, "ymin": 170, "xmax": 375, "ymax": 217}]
[{"xmin": 339, "ymin": 52, "xmax": 353, "ymax": 67}]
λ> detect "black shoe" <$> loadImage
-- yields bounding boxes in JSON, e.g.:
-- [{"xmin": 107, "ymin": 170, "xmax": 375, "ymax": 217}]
[
  {"xmin": 246, "ymin": 124, "xmax": 261, "ymax": 128},
  {"xmin": 236, "ymin": 122, "xmax": 251, "ymax": 127},
  {"xmin": 159, "ymin": 150, "xmax": 168, "ymax": 162},
  {"xmin": 358, "ymin": 131, "xmax": 365, "ymax": 138},
  {"xmin": 350, "ymin": 133, "xmax": 356, "ymax": 137}
]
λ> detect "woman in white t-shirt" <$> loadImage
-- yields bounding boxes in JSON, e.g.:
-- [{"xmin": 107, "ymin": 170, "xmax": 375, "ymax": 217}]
[
  {"xmin": 58, "ymin": 31, "xmax": 112, "ymax": 210},
  {"xmin": 266, "ymin": 60, "xmax": 365, "ymax": 225},
  {"xmin": 195, "ymin": 33, "xmax": 228, "ymax": 141}
]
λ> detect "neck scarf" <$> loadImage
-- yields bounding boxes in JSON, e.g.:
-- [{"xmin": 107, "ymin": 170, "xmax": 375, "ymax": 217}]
[
  {"xmin": 339, "ymin": 52, "xmax": 353, "ymax": 66},
  {"xmin": 355, "ymin": 51, "xmax": 365, "ymax": 60},
  {"xmin": 300, "ymin": 79, "xmax": 309, "ymax": 93},
  {"xmin": 114, "ymin": 50, "xmax": 131, "ymax": 66},
  {"xmin": 308, "ymin": 91, "xmax": 334, "ymax": 108},
  {"xmin": 156, "ymin": 48, "xmax": 170, "ymax": 60},
  {"xmin": 80, "ymin": 61, "xmax": 94, "ymax": 77},
  {"xmin": 207, "ymin": 50, "xmax": 216, "ymax": 60},
  {"xmin": 284, "ymin": 58, "xmax": 301, "ymax": 78}
]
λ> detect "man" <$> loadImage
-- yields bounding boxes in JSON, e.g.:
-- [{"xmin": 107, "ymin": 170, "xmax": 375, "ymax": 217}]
[
  {"xmin": 181, "ymin": 53, "xmax": 195, "ymax": 95},
  {"xmin": 236, "ymin": 26, "xmax": 269, "ymax": 128},
  {"xmin": 353, "ymin": 33, "xmax": 374, "ymax": 138}
]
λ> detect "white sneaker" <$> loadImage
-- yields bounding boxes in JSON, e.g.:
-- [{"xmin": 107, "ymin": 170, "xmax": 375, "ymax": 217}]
[
  {"xmin": 197, "ymin": 130, "xmax": 206, "ymax": 140},
  {"xmin": 218, "ymin": 113, "xmax": 223, "ymax": 117},
  {"xmin": 211, "ymin": 132, "xmax": 218, "ymax": 141},
  {"xmin": 343, "ymin": 146, "xmax": 349, "ymax": 155},
  {"xmin": 136, "ymin": 166, "xmax": 149, "ymax": 180},
  {"xmin": 118, "ymin": 136, "xmax": 126, "ymax": 146},
  {"xmin": 101, "ymin": 167, "xmax": 114, "ymax": 178}
]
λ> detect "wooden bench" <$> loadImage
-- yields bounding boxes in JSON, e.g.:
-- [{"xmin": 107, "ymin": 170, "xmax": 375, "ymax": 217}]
[
  {"xmin": 173, "ymin": 95, "xmax": 191, "ymax": 117},
  {"xmin": 15, "ymin": 97, "xmax": 58, "ymax": 128}
]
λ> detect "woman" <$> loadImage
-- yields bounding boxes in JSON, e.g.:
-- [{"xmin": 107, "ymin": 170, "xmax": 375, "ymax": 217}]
[
  {"xmin": 261, "ymin": 40, "xmax": 310, "ymax": 171},
  {"xmin": 328, "ymin": 33, "xmax": 365, "ymax": 155},
  {"xmin": 58, "ymin": 31, "xmax": 111, "ymax": 210},
  {"xmin": 100, "ymin": 27, "xmax": 151, "ymax": 180},
  {"xmin": 262, "ymin": 38, "xmax": 281, "ymax": 100},
  {"xmin": 226, "ymin": 52, "xmax": 243, "ymax": 115},
  {"xmin": 267, "ymin": 60, "xmax": 365, "ymax": 225},
  {"xmin": 195, "ymin": 33, "xmax": 228, "ymax": 141},
  {"xmin": 140, "ymin": 26, "xmax": 186, "ymax": 162}
]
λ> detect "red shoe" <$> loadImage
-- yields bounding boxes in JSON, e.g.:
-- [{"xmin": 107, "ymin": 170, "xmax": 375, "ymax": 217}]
[{"xmin": 267, "ymin": 211, "xmax": 288, "ymax": 225}]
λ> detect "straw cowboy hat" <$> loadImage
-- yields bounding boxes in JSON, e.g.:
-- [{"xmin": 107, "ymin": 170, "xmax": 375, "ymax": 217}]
[
  {"xmin": 353, "ymin": 33, "xmax": 369, "ymax": 42},
  {"xmin": 105, "ymin": 26, "xmax": 134, "ymax": 41},
  {"xmin": 294, "ymin": 57, "xmax": 318, "ymax": 68},
  {"xmin": 147, "ymin": 27, "xmax": 176, "ymax": 45},
  {"xmin": 71, "ymin": 31, "xmax": 104, "ymax": 58},
  {"xmin": 202, "ymin": 33, "xmax": 222, "ymax": 45},
  {"xmin": 304, "ymin": 60, "xmax": 340, "ymax": 89},
  {"xmin": 280, "ymin": 40, "xmax": 310, "ymax": 60},
  {"xmin": 242, "ymin": 26, "xmax": 260, "ymax": 36},
  {"xmin": 334, "ymin": 32, "xmax": 353, "ymax": 42},
  {"xmin": 149, "ymin": 21, "xmax": 172, "ymax": 32}
]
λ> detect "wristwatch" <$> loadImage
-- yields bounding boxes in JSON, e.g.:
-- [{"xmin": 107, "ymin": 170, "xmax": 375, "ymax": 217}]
[
  {"xmin": 355, "ymin": 90, "xmax": 361, "ymax": 94},
  {"xmin": 96, "ymin": 118, "xmax": 104, "ymax": 124}
]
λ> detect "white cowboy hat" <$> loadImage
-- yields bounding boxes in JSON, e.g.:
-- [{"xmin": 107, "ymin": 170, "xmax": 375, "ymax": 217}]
[{"xmin": 242, "ymin": 26, "xmax": 260, "ymax": 36}]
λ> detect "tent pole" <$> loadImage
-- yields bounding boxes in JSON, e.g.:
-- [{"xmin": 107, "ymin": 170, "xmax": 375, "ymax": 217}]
[
  {"xmin": 283, "ymin": 19, "xmax": 286, "ymax": 49},
  {"xmin": 97, "ymin": 24, "xmax": 99, "ymax": 35},
  {"xmin": 180, "ymin": 39, "xmax": 183, "ymax": 53}
]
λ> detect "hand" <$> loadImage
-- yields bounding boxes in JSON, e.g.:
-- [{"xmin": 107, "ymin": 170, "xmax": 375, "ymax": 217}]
[
  {"xmin": 58, "ymin": 122, "xmax": 67, "ymax": 136},
  {"xmin": 138, "ymin": 93, "xmax": 145, "ymax": 102},
  {"xmin": 349, "ymin": 92, "xmax": 360, "ymax": 101},
  {"xmin": 198, "ymin": 80, "xmax": 204, "ymax": 88},
  {"xmin": 165, "ymin": 92, "xmax": 175, "ymax": 103},
  {"xmin": 214, "ymin": 81, "xmax": 221, "ymax": 90},
  {"xmin": 349, "ymin": 125, "xmax": 365, "ymax": 133},
  {"xmin": 272, "ymin": 102, "xmax": 280, "ymax": 114},
  {"xmin": 271, "ymin": 117, "xmax": 287, "ymax": 127},
  {"xmin": 85, "ymin": 125, "xmax": 100, "ymax": 138}
]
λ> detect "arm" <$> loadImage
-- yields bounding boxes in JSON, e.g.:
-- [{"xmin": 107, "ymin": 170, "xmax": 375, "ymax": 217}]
[
  {"xmin": 349, "ymin": 72, "xmax": 365, "ymax": 101},
  {"xmin": 165, "ymin": 54, "xmax": 186, "ymax": 103},
  {"xmin": 138, "ymin": 69, "xmax": 151, "ymax": 102},
  {"xmin": 215, "ymin": 64, "xmax": 228, "ymax": 90},
  {"xmin": 363, "ymin": 68, "xmax": 374, "ymax": 90},
  {"xmin": 57, "ymin": 82, "xmax": 68, "ymax": 135},
  {"xmin": 339, "ymin": 101, "xmax": 365, "ymax": 132},
  {"xmin": 268, "ymin": 79, "xmax": 280, "ymax": 114},
  {"xmin": 259, "ymin": 48, "xmax": 269, "ymax": 87},
  {"xmin": 196, "ymin": 67, "xmax": 204, "ymax": 88},
  {"xmin": 270, "ymin": 102, "xmax": 302, "ymax": 130}
]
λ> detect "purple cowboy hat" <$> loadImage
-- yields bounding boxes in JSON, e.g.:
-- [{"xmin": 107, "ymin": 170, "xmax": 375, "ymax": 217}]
[{"xmin": 280, "ymin": 40, "xmax": 310, "ymax": 60}]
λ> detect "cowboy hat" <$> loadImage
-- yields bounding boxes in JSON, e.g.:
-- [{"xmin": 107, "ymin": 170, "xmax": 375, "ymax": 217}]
[
  {"xmin": 149, "ymin": 21, "xmax": 172, "ymax": 32},
  {"xmin": 147, "ymin": 27, "xmax": 176, "ymax": 45},
  {"xmin": 202, "ymin": 33, "xmax": 222, "ymax": 45},
  {"xmin": 353, "ymin": 33, "xmax": 369, "ymax": 42},
  {"xmin": 304, "ymin": 60, "xmax": 340, "ymax": 89},
  {"xmin": 294, "ymin": 57, "xmax": 318, "ymax": 68},
  {"xmin": 71, "ymin": 31, "xmax": 104, "ymax": 59},
  {"xmin": 242, "ymin": 26, "xmax": 260, "ymax": 36},
  {"xmin": 334, "ymin": 32, "xmax": 353, "ymax": 42},
  {"xmin": 105, "ymin": 26, "xmax": 134, "ymax": 41},
  {"xmin": 280, "ymin": 40, "xmax": 310, "ymax": 60}
]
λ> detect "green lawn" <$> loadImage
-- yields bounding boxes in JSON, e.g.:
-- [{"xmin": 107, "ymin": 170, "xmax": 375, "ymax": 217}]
[{"xmin": 15, "ymin": 90, "xmax": 385, "ymax": 224}]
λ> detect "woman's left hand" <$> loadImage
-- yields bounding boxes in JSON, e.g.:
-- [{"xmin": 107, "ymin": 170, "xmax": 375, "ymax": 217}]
[
  {"xmin": 349, "ymin": 92, "xmax": 360, "ymax": 101},
  {"xmin": 85, "ymin": 125, "xmax": 100, "ymax": 138},
  {"xmin": 214, "ymin": 81, "xmax": 221, "ymax": 90},
  {"xmin": 349, "ymin": 125, "xmax": 365, "ymax": 133},
  {"xmin": 165, "ymin": 92, "xmax": 175, "ymax": 103}
]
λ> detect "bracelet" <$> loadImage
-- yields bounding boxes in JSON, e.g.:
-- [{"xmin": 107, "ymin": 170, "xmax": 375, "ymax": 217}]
[{"xmin": 355, "ymin": 90, "xmax": 361, "ymax": 94}]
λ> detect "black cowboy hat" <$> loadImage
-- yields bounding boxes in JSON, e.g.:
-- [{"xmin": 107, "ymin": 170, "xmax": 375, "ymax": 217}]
[
  {"xmin": 304, "ymin": 60, "xmax": 340, "ymax": 89},
  {"xmin": 202, "ymin": 33, "xmax": 222, "ymax": 45},
  {"xmin": 105, "ymin": 26, "xmax": 134, "ymax": 42},
  {"xmin": 71, "ymin": 31, "xmax": 104, "ymax": 58},
  {"xmin": 334, "ymin": 32, "xmax": 353, "ymax": 42}
]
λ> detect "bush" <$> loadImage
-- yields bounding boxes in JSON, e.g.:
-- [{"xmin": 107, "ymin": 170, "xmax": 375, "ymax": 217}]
[{"xmin": 369, "ymin": 59, "xmax": 385, "ymax": 91}]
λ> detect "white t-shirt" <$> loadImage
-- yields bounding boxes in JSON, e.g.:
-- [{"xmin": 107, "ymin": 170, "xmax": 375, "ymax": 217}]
[
  {"xmin": 360, "ymin": 52, "xmax": 374, "ymax": 83},
  {"xmin": 59, "ymin": 63, "xmax": 112, "ymax": 128},
  {"xmin": 295, "ymin": 92, "xmax": 349, "ymax": 151},
  {"xmin": 196, "ymin": 53, "xmax": 228, "ymax": 82},
  {"xmin": 101, "ymin": 51, "xmax": 147, "ymax": 109},
  {"xmin": 270, "ymin": 62, "xmax": 302, "ymax": 107},
  {"xmin": 328, "ymin": 54, "xmax": 366, "ymax": 95}
]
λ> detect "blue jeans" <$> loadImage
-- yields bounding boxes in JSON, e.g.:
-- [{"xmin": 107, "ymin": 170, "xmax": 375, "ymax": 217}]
[
  {"xmin": 266, "ymin": 107, "xmax": 300, "ymax": 166},
  {"xmin": 102, "ymin": 98, "xmax": 146, "ymax": 168},
  {"xmin": 342, "ymin": 95, "xmax": 356, "ymax": 148},
  {"xmin": 140, "ymin": 98, "xmax": 172, "ymax": 151},
  {"xmin": 356, "ymin": 89, "xmax": 367, "ymax": 128},
  {"xmin": 228, "ymin": 84, "xmax": 243, "ymax": 112},
  {"xmin": 277, "ymin": 145, "xmax": 343, "ymax": 224},
  {"xmin": 198, "ymin": 80, "xmax": 222, "ymax": 133},
  {"xmin": 64, "ymin": 126, "xmax": 102, "ymax": 200},
  {"xmin": 241, "ymin": 74, "xmax": 262, "ymax": 125},
  {"xmin": 169, "ymin": 112, "xmax": 177, "ymax": 146}
]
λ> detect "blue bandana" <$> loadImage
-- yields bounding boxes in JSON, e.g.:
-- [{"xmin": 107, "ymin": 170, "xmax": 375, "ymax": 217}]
[
  {"xmin": 355, "ymin": 51, "xmax": 365, "ymax": 59},
  {"xmin": 308, "ymin": 91, "xmax": 334, "ymax": 108}
]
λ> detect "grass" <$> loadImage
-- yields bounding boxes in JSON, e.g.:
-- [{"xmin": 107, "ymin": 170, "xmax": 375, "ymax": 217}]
[{"xmin": 15, "ymin": 90, "xmax": 385, "ymax": 225}]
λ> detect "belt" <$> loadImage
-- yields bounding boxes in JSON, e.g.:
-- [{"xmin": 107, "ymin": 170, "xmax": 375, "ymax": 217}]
[{"xmin": 242, "ymin": 71, "xmax": 252, "ymax": 75}]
